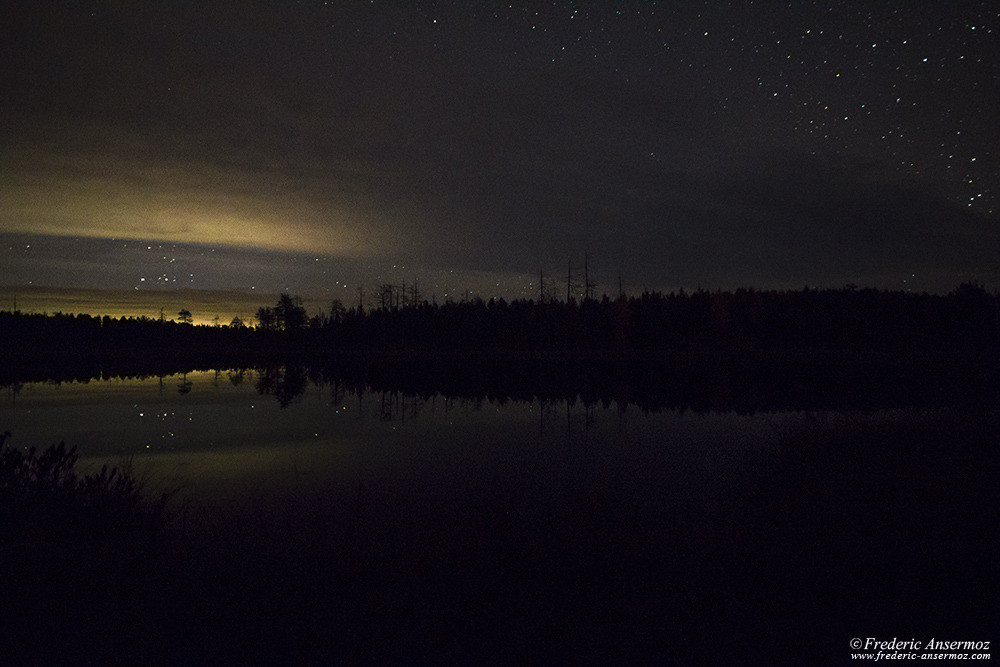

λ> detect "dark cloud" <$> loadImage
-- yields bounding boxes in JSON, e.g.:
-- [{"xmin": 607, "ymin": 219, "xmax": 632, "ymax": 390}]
[{"xmin": 2, "ymin": 1, "xmax": 996, "ymax": 308}]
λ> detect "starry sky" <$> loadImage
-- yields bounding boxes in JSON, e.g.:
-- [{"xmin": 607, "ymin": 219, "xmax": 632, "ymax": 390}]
[{"xmin": 2, "ymin": 1, "xmax": 997, "ymax": 321}]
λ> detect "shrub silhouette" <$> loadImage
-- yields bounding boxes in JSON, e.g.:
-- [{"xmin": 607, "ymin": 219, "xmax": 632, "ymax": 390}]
[
  {"xmin": 0, "ymin": 431, "xmax": 170, "ymax": 542},
  {"xmin": 0, "ymin": 432, "xmax": 176, "ymax": 661}
]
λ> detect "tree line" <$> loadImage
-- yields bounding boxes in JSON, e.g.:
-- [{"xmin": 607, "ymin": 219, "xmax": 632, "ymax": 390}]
[
  {"xmin": 1, "ymin": 282, "xmax": 998, "ymax": 362},
  {"xmin": 295, "ymin": 281, "xmax": 1000, "ymax": 357}
]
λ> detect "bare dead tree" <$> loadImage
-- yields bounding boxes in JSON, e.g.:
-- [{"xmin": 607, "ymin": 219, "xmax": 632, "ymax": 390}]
[
  {"xmin": 583, "ymin": 251, "xmax": 598, "ymax": 301},
  {"xmin": 377, "ymin": 283, "xmax": 395, "ymax": 310},
  {"xmin": 566, "ymin": 257, "xmax": 583, "ymax": 302},
  {"xmin": 538, "ymin": 268, "xmax": 552, "ymax": 304}
]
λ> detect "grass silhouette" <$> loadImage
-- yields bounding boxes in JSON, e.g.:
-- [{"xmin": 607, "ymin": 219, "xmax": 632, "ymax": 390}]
[
  {"xmin": 0, "ymin": 432, "xmax": 175, "ymax": 661},
  {"xmin": 0, "ymin": 432, "xmax": 171, "ymax": 541}
]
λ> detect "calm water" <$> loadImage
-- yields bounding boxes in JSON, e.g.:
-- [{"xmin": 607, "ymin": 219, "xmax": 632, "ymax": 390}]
[
  {"xmin": 2, "ymin": 368, "xmax": 783, "ymax": 525},
  {"xmin": 2, "ymin": 367, "xmax": 995, "ymax": 660}
]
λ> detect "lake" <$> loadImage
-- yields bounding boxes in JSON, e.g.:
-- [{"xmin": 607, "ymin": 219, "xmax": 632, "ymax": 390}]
[
  {"xmin": 2, "ymin": 365, "xmax": 995, "ymax": 662},
  {"xmin": 3, "ymin": 368, "xmax": 779, "ymax": 518}
]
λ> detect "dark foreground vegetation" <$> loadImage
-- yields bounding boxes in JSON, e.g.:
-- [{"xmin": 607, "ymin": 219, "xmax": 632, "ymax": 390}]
[
  {"xmin": 0, "ymin": 433, "xmax": 172, "ymax": 660},
  {"xmin": 1, "ymin": 405, "xmax": 996, "ymax": 663}
]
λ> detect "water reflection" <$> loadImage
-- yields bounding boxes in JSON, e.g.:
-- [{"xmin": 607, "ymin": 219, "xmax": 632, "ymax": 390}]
[
  {"xmin": 1, "ymin": 367, "xmax": 781, "ymax": 512},
  {"xmin": 1, "ymin": 365, "xmax": 995, "ymax": 661},
  {"xmin": 254, "ymin": 364, "xmax": 309, "ymax": 407},
  {"xmin": 3, "ymin": 350, "xmax": 995, "ymax": 415}
]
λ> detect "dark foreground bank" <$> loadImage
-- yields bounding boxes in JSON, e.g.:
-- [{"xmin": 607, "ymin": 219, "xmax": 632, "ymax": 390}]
[{"xmin": 1, "ymin": 405, "xmax": 996, "ymax": 664}]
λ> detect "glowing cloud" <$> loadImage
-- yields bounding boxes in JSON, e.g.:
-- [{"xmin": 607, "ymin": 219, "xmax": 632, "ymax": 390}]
[{"xmin": 1, "ymin": 135, "xmax": 387, "ymax": 257}]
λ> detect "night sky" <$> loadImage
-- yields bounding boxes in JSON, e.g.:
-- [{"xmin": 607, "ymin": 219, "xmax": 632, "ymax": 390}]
[{"xmin": 2, "ymin": 1, "xmax": 998, "ymax": 321}]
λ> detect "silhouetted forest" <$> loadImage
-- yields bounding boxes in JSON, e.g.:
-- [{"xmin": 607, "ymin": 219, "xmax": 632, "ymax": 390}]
[
  {"xmin": 3, "ymin": 282, "xmax": 998, "ymax": 409},
  {"xmin": 324, "ymin": 282, "xmax": 1000, "ymax": 357},
  {"xmin": 3, "ymin": 283, "xmax": 997, "ymax": 359}
]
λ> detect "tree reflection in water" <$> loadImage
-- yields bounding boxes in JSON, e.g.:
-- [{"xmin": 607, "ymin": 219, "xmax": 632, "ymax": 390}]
[{"xmin": 0, "ymin": 359, "xmax": 995, "ymax": 663}]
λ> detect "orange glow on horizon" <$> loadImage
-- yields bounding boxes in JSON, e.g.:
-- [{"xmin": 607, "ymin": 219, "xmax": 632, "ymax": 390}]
[{"xmin": 0, "ymin": 285, "xmax": 329, "ymax": 328}]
